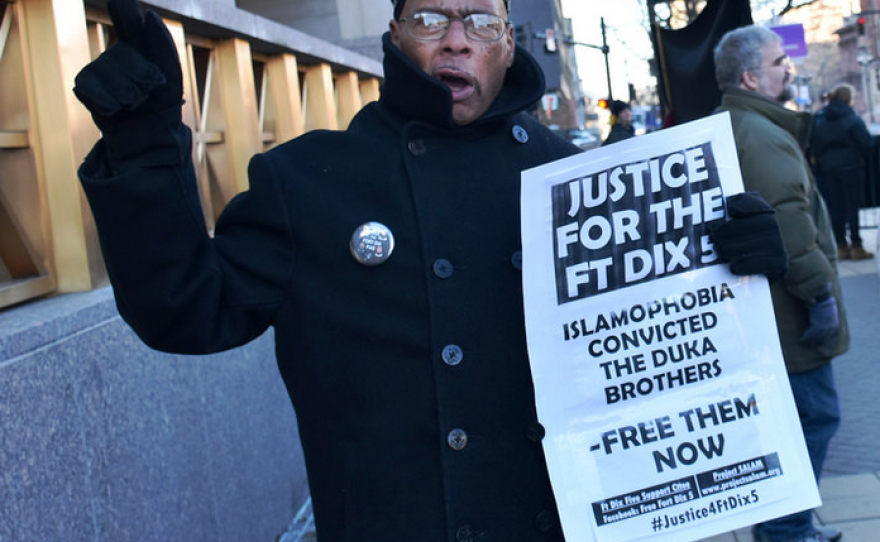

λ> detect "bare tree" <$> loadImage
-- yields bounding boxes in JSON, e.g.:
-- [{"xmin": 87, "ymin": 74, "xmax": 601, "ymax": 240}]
[
  {"xmin": 771, "ymin": 0, "xmax": 823, "ymax": 17},
  {"xmin": 800, "ymin": 41, "xmax": 848, "ymax": 105},
  {"xmin": 646, "ymin": 0, "xmax": 824, "ymax": 28},
  {"xmin": 647, "ymin": 0, "xmax": 706, "ymax": 30}
]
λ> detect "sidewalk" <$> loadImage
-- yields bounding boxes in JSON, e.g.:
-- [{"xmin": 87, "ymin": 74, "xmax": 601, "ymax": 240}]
[
  {"xmin": 699, "ymin": 472, "xmax": 880, "ymax": 542},
  {"xmin": 701, "ymin": 221, "xmax": 880, "ymax": 542}
]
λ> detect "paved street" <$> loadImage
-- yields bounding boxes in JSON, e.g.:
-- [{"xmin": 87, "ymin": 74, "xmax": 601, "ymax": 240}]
[{"xmin": 824, "ymin": 247, "xmax": 880, "ymax": 475}]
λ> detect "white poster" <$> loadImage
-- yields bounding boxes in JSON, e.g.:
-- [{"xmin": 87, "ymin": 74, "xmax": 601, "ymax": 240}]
[{"xmin": 521, "ymin": 113, "xmax": 820, "ymax": 542}]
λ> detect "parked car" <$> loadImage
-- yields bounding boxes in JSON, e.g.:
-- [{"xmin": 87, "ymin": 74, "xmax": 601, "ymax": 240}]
[{"xmin": 567, "ymin": 128, "xmax": 600, "ymax": 150}]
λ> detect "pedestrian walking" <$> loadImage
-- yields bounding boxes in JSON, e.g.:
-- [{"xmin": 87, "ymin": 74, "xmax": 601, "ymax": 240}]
[
  {"xmin": 811, "ymin": 83, "xmax": 875, "ymax": 260},
  {"xmin": 602, "ymin": 99, "xmax": 635, "ymax": 145}
]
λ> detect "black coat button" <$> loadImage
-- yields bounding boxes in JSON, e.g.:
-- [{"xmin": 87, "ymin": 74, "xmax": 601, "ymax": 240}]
[
  {"xmin": 447, "ymin": 428, "xmax": 468, "ymax": 450},
  {"xmin": 525, "ymin": 422, "xmax": 546, "ymax": 442},
  {"xmin": 442, "ymin": 344, "xmax": 463, "ymax": 366},
  {"xmin": 511, "ymin": 251, "xmax": 523, "ymax": 270},
  {"xmin": 408, "ymin": 139, "xmax": 426, "ymax": 155},
  {"xmin": 535, "ymin": 509, "xmax": 555, "ymax": 533},
  {"xmin": 433, "ymin": 258, "xmax": 453, "ymax": 278},
  {"xmin": 512, "ymin": 124, "xmax": 529, "ymax": 143}
]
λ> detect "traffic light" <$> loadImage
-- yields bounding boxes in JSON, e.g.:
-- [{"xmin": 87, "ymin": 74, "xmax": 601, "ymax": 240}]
[
  {"xmin": 858, "ymin": 17, "xmax": 866, "ymax": 36},
  {"xmin": 598, "ymin": 98, "xmax": 609, "ymax": 110}
]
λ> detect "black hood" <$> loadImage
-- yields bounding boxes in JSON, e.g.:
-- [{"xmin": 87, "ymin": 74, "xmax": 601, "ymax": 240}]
[
  {"xmin": 822, "ymin": 100, "xmax": 855, "ymax": 122},
  {"xmin": 378, "ymin": 32, "xmax": 545, "ymax": 129}
]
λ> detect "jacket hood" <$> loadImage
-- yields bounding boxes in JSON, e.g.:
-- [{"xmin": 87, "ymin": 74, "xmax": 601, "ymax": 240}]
[
  {"xmin": 378, "ymin": 32, "xmax": 545, "ymax": 129},
  {"xmin": 822, "ymin": 100, "xmax": 854, "ymax": 122},
  {"xmin": 720, "ymin": 87, "xmax": 812, "ymax": 149}
]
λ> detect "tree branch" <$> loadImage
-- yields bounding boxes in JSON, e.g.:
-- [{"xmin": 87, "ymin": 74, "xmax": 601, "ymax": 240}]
[{"xmin": 777, "ymin": 0, "xmax": 822, "ymax": 17}]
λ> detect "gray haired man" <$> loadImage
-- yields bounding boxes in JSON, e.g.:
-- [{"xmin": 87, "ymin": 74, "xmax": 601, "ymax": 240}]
[{"xmin": 714, "ymin": 24, "xmax": 848, "ymax": 542}]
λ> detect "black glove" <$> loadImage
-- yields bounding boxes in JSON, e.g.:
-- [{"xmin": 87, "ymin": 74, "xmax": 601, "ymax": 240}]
[
  {"xmin": 73, "ymin": 0, "xmax": 185, "ymax": 166},
  {"xmin": 800, "ymin": 290, "xmax": 840, "ymax": 347},
  {"xmin": 709, "ymin": 192, "xmax": 789, "ymax": 282}
]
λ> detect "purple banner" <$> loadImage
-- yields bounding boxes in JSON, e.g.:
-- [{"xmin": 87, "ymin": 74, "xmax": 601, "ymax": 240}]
[{"xmin": 770, "ymin": 24, "xmax": 808, "ymax": 59}]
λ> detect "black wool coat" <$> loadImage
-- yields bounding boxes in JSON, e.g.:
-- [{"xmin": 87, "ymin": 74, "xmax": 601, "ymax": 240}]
[
  {"xmin": 602, "ymin": 122, "xmax": 635, "ymax": 146},
  {"xmin": 80, "ymin": 33, "xmax": 580, "ymax": 541},
  {"xmin": 810, "ymin": 99, "xmax": 874, "ymax": 174}
]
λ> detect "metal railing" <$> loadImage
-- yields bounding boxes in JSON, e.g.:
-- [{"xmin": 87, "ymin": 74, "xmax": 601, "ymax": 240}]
[{"xmin": 0, "ymin": 0, "xmax": 383, "ymax": 309}]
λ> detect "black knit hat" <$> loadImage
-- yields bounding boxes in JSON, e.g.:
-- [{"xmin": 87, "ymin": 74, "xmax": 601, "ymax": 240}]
[
  {"xmin": 610, "ymin": 100, "xmax": 630, "ymax": 117},
  {"xmin": 392, "ymin": 0, "xmax": 510, "ymax": 19}
]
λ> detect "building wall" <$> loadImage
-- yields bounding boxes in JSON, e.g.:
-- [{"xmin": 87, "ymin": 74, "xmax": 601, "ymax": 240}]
[
  {"xmin": 776, "ymin": 0, "xmax": 855, "ymax": 111},
  {"xmin": 237, "ymin": 0, "xmax": 343, "ymax": 41},
  {"xmin": 338, "ymin": 0, "xmax": 394, "ymax": 40},
  {"xmin": 236, "ymin": 0, "xmax": 392, "ymax": 44},
  {"xmin": 0, "ymin": 287, "xmax": 310, "ymax": 541},
  {"xmin": 860, "ymin": 0, "xmax": 880, "ymax": 121},
  {"xmin": 511, "ymin": 0, "xmax": 581, "ymax": 130},
  {"xmin": 512, "ymin": 0, "xmax": 563, "ymax": 88}
]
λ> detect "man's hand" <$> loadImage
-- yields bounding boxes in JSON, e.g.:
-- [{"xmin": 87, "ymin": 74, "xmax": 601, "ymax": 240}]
[
  {"xmin": 73, "ymin": 0, "xmax": 186, "ymax": 166},
  {"xmin": 74, "ymin": 0, "xmax": 182, "ymax": 120},
  {"xmin": 709, "ymin": 192, "xmax": 788, "ymax": 282},
  {"xmin": 800, "ymin": 292, "xmax": 840, "ymax": 347}
]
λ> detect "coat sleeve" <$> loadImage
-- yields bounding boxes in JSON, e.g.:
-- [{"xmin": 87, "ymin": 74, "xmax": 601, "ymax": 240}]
[
  {"xmin": 738, "ymin": 131, "xmax": 835, "ymax": 303},
  {"xmin": 78, "ymin": 127, "xmax": 295, "ymax": 354}
]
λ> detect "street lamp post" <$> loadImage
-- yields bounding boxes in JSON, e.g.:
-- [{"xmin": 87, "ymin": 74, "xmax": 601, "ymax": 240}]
[
  {"xmin": 536, "ymin": 17, "xmax": 613, "ymax": 100},
  {"xmin": 858, "ymin": 47, "xmax": 875, "ymax": 123}
]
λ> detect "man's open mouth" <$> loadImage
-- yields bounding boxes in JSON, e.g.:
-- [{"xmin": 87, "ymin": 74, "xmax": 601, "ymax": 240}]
[{"xmin": 434, "ymin": 68, "xmax": 476, "ymax": 101}]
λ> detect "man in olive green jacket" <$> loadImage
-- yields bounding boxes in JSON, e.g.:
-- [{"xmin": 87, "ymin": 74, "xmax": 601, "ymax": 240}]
[{"xmin": 714, "ymin": 25, "xmax": 849, "ymax": 542}]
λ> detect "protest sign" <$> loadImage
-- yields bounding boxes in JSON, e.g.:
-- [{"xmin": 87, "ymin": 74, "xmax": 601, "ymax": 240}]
[{"xmin": 521, "ymin": 113, "xmax": 820, "ymax": 542}]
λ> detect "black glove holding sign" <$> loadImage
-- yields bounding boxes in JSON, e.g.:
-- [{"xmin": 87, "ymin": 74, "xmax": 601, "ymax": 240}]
[
  {"xmin": 709, "ymin": 192, "xmax": 789, "ymax": 283},
  {"xmin": 74, "ymin": 0, "xmax": 185, "ymax": 169},
  {"xmin": 710, "ymin": 193, "xmax": 840, "ymax": 348}
]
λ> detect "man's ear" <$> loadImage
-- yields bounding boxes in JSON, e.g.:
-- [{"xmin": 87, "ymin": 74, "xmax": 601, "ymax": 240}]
[
  {"xmin": 741, "ymin": 70, "xmax": 760, "ymax": 91},
  {"xmin": 390, "ymin": 19, "xmax": 401, "ymax": 46}
]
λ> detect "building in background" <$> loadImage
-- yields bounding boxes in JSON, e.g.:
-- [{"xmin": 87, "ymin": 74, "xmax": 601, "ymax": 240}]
[
  {"xmin": 510, "ymin": 0, "xmax": 586, "ymax": 133},
  {"xmin": 770, "ymin": 0, "xmax": 880, "ymax": 123},
  {"xmin": 846, "ymin": 0, "xmax": 880, "ymax": 123},
  {"xmin": 771, "ymin": 0, "xmax": 855, "ymax": 113},
  {"xmin": 237, "ymin": 0, "xmax": 391, "ymax": 60}
]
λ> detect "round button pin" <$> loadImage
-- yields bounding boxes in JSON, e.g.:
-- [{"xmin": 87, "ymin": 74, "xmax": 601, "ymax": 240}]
[
  {"xmin": 512, "ymin": 124, "xmax": 529, "ymax": 143},
  {"xmin": 350, "ymin": 222, "xmax": 395, "ymax": 266}
]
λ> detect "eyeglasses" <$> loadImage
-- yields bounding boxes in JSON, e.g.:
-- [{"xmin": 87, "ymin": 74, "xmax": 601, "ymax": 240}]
[
  {"xmin": 748, "ymin": 55, "xmax": 791, "ymax": 72},
  {"xmin": 399, "ymin": 11, "xmax": 510, "ymax": 42}
]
